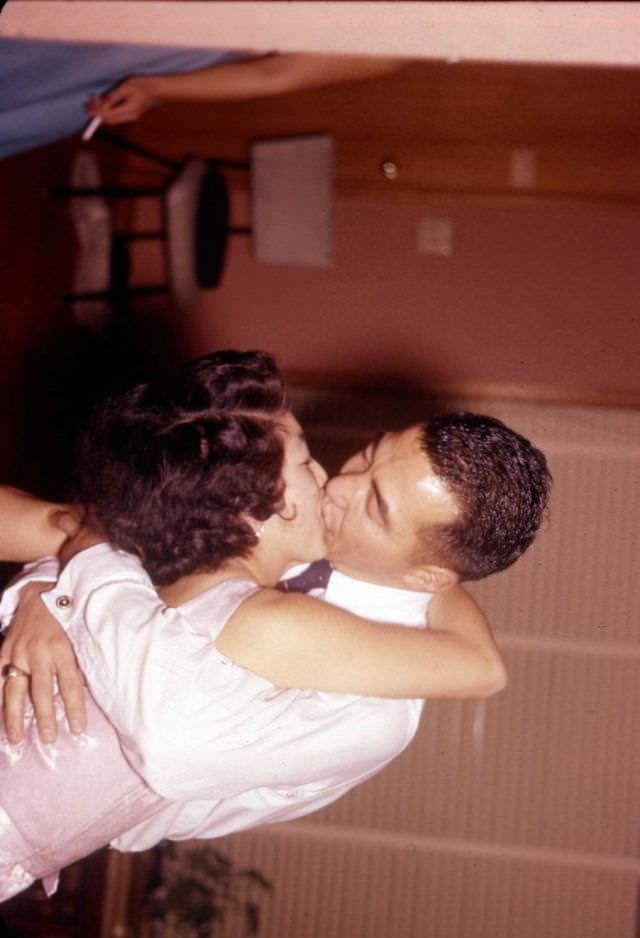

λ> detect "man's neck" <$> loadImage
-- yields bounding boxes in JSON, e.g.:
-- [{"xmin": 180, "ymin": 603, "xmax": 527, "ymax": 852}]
[{"xmin": 329, "ymin": 560, "xmax": 421, "ymax": 593}]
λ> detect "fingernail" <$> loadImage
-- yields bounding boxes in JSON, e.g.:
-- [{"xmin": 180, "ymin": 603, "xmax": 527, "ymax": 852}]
[
  {"xmin": 70, "ymin": 719, "xmax": 84, "ymax": 734},
  {"xmin": 41, "ymin": 727, "xmax": 55, "ymax": 743}
]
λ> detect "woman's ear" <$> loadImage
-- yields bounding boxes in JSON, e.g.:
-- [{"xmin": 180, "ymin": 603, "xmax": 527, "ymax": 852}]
[
  {"xmin": 402, "ymin": 564, "xmax": 458, "ymax": 593},
  {"xmin": 277, "ymin": 501, "xmax": 298, "ymax": 523}
]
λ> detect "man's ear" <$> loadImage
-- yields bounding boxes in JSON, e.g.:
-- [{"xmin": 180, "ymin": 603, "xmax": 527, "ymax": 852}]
[{"xmin": 402, "ymin": 564, "xmax": 458, "ymax": 593}]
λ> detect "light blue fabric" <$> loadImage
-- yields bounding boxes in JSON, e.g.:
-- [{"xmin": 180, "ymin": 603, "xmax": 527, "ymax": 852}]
[{"xmin": 0, "ymin": 38, "xmax": 246, "ymax": 159}]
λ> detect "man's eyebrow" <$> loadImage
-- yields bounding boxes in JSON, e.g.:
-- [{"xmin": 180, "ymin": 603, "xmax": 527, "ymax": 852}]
[{"xmin": 371, "ymin": 477, "xmax": 390, "ymax": 526}]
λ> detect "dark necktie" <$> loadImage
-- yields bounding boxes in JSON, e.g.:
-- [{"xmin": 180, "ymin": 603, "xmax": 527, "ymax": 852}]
[{"xmin": 278, "ymin": 559, "xmax": 332, "ymax": 594}]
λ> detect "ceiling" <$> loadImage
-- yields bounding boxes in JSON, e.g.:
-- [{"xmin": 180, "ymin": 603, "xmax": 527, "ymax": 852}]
[{"xmin": 3, "ymin": 2, "xmax": 640, "ymax": 67}]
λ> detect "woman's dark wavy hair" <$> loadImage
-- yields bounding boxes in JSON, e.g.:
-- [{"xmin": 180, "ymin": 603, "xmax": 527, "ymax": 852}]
[
  {"xmin": 73, "ymin": 350, "xmax": 288, "ymax": 585},
  {"xmin": 416, "ymin": 412, "xmax": 552, "ymax": 581}
]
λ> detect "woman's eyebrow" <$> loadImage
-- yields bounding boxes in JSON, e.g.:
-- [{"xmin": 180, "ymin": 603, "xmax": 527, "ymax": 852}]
[{"xmin": 369, "ymin": 432, "xmax": 385, "ymax": 459}]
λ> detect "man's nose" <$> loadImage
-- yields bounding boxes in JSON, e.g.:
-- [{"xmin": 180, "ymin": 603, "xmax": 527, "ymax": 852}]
[
  {"xmin": 326, "ymin": 470, "xmax": 359, "ymax": 506},
  {"xmin": 312, "ymin": 459, "xmax": 328, "ymax": 488}
]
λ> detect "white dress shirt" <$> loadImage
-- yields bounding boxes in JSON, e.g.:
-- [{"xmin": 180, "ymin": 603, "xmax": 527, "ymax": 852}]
[{"xmin": 2, "ymin": 546, "xmax": 431, "ymax": 852}]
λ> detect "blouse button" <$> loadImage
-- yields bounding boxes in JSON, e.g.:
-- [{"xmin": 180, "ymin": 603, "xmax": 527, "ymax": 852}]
[{"xmin": 55, "ymin": 595, "xmax": 73, "ymax": 609}]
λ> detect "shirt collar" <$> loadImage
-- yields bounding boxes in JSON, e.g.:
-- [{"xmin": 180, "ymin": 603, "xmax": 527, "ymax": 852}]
[{"xmin": 324, "ymin": 568, "xmax": 431, "ymax": 627}]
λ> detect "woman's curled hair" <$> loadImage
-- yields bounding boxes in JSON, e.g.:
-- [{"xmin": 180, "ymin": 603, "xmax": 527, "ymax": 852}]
[{"xmin": 73, "ymin": 350, "xmax": 288, "ymax": 585}]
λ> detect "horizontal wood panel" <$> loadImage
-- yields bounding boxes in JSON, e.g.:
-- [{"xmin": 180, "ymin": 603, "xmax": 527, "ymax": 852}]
[
  {"xmin": 314, "ymin": 649, "xmax": 639, "ymax": 856},
  {"xmin": 208, "ymin": 829, "xmax": 637, "ymax": 938},
  {"xmin": 134, "ymin": 60, "xmax": 640, "ymax": 148},
  {"xmin": 335, "ymin": 141, "xmax": 640, "ymax": 201},
  {"xmin": 286, "ymin": 372, "xmax": 640, "ymax": 409},
  {"xmin": 125, "ymin": 58, "xmax": 640, "ymax": 203}
]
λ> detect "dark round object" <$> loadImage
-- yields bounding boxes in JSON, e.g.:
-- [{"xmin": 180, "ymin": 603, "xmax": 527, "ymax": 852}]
[{"xmin": 195, "ymin": 170, "xmax": 230, "ymax": 288}]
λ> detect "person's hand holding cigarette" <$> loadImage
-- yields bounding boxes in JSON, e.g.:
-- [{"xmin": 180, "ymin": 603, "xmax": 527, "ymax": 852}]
[{"xmin": 85, "ymin": 76, "xmax": 159, "ymax": 127}]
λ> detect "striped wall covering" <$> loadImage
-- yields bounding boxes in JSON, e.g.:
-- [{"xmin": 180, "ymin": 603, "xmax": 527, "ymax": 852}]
[{"xmin": 212, "ymin": 826, "xmax": 636, "ymax": 938}]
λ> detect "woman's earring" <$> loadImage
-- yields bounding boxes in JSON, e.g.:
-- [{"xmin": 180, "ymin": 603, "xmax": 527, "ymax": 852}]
[{"xmin": 254, "ymin": 521, "xmax": 266, "ymax": 540}]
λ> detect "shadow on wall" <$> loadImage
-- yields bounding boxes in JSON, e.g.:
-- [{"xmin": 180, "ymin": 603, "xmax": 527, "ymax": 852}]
[
  {"xmin": 2, "ymin": 134, "xmax": 186, "ymax": 503},
  {"xmin": 14, "ymin": 303, "xmax": 182, "ymax": 502},
  {"xmin": 289, "ymin": 376, "xmax": 450, "ymax": 477}
]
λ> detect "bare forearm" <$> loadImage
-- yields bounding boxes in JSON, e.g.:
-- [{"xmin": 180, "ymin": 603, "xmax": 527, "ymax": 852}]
[
  {"xmin": 218, "ymin": 588, "xmax": 508, "ymax": 701},
  {"xmin": 0, "ymin": 486, "xmax": 68, "ymax": 562},
  {"xmin": 140, "ymin": 52, "xmax": 404, "ymax": 103},
  {"xmin": 90, "ymin": 52, "xmax": 405, "ymax": 125},
  {"xmin": 427, "ymin": 586, "xmax": 507, "ymax": 697}
]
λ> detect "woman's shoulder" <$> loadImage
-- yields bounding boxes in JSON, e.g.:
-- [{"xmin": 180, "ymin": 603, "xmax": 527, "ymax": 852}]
[{"xmin": 178, "ymin": 577, "xmax": 261, "ymax": 639}]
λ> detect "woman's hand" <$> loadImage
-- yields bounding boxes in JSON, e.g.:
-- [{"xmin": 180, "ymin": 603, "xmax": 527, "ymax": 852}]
[
  {"xmin": 1, "ymin": 518, "xmax": 105, "ymax": 741},
  {"xmin": 85, "ymin": 75, "xmax": 159, "ymax": 125},
  {"xmin": 1, "ymin": 583, "xmax": 87, "ymax": 745}
]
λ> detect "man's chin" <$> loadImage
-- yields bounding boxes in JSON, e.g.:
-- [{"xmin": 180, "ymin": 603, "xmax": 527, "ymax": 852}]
[
  {"xmin": 309, "ymin": 539, "xmax": 329, "ymax": 563},
  {"xmin": 319, "ymin": 505, "xmax": 341, "ymax": 546},
  {"xmin": 320, "ymin": 525, "xmax": 338, "ymax": 556}
]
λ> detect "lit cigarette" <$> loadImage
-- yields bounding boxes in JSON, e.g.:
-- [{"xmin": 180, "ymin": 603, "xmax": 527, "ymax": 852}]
[{"xmin": 82, "ymin": 116, "xmax": 102, "ymax": 141}]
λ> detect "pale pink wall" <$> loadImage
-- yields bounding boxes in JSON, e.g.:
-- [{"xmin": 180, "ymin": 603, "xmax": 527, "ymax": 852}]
[{"xmin": 182, "ymin": 196, "xmax": 640, "ymax": 402}]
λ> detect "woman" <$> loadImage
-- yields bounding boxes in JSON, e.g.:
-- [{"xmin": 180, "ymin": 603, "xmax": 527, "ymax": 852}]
[{"xmin": 0, "ymin": 350, "xmax": 502, "ymax": 900}]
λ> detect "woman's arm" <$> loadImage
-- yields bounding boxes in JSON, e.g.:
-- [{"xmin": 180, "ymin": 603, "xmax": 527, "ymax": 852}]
[
  {"xmin": 1, "ymin": 580, "xmax": 87, "ymax": 743},
  {"xmin": 1, "ymin": 545, "xmax": 505, "ymax": 798},
  {"xmin": 0, "ymin": 486, "xmax": 70, "ymax": 562},
  {"xmin": 3, "ymin": 545, "xmax": 506, "ymax": 720},
  {"xmin": 218, "ymin": 586, "xmax": 507, "ymax": 701},
  {"xmin": 87, "ymin": 52, "xmax": 404, "ymax": 124}
]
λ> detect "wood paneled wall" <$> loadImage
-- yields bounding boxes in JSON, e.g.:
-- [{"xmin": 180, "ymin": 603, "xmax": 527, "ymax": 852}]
[{"xmin": 129, "ymin": 59, "xmax": 640, "ymax": 204}]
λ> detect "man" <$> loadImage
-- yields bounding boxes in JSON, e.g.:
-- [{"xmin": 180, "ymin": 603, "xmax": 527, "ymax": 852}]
[
  {"xmin": 0, "ymin": 411, "xmax": 549, "ymax": 856},
  {"xmin": 322, "ymin": 413, "xmax": 548, "ymax": 589}
]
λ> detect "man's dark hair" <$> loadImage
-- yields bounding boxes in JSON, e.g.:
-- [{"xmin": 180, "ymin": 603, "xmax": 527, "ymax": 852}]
[
  {"xmin": 417, "ymin": 412, "xmax": 551, "ymax": 581},
  {"xmin": 73, "ymin": 350, "xmax": 288, "ymax": 585}
]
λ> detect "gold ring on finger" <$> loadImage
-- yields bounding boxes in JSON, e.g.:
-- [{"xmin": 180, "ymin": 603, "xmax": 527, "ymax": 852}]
[{"xmin": 1, "ymin": 664, "xmax": 30, "ymax": 680}]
